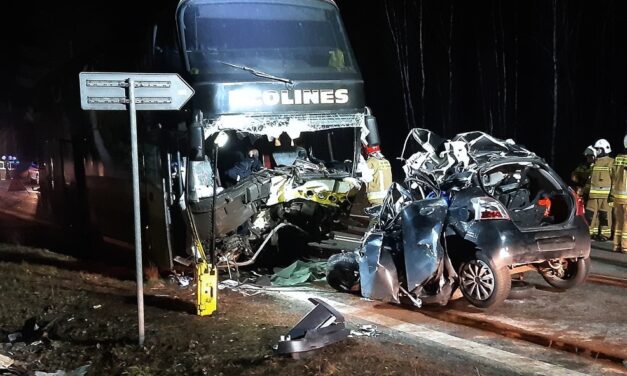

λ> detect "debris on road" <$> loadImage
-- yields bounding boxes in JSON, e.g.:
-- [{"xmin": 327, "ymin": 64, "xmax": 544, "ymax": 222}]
[
  {"xmin": 173, "ymin": 256, "xmax": 193, "ymax": 267},
  {"xmin": 275, "ymin": 298, "xmax": 349, "ymax": 358},
  {"xmin": 176, "ymin": 276, "xmax": 193, "ymax": 288},
  {"xmin": 271, "ymin": 260, "xmax": 327, "ymax": 286},
  {"xmin": 218, "ymin": 279, "xmax": 240, "ymax": 290},
  {"xmin": 7, "ymin": 333, "xmax": 21, "ymax": 343},
  {"xmin": 218, "ymin": 279, "xmax": 262, "ymax": 297},
  {"xmin": 34, "ymin": 365, "xmax": 90, "ymax": 376},
  {"xmin": 0, "ymin": 353, "xmax": 14, "ymax": 369},
  {"xmin": 349, "ymin": 324, "xmax": 380, "ymax": 338},
  {"xmin": 5, "ymin": 317, "xmax": 58, "ymax": 346}
]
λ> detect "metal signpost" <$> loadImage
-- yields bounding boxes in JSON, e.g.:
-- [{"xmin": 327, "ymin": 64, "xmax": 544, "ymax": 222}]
[{"xmin": 79, "ymin": 72, "xmax": 194, "ymax": 346}]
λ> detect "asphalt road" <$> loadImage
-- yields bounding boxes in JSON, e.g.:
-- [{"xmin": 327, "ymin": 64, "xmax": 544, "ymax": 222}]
[{"xmin": 0, "ymin": 180, "xmax": 626, "ymax": 375}]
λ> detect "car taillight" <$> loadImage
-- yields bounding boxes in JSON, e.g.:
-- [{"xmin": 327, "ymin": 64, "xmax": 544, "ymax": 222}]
[
  {"xmin": 570, "ymin": 189, "xmax": 585, "ymax": 217},
  {"xmin": 471, "ymin": 197, "xmax": 510, "ymax": 220}
]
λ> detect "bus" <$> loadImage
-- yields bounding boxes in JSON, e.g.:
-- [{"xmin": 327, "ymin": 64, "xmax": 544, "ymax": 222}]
[{"xmin": 36, "ymin": 0, "xmax": 379, "ymax": 269}]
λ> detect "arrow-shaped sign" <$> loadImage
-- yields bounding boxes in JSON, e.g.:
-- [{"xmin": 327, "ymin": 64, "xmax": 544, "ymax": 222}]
[
  {"xmin": 79, "ymin": 72, "xmax": 194, "ymax": 111},
  {"xmin": 78, "ymin": 71, "xmax": 195, "ymax": 347}
]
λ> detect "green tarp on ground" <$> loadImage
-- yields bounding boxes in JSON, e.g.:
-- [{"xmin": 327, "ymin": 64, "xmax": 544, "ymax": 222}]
[{"xmin": 270, "ymin": 260, "xmax": 327, "ymax": 286}]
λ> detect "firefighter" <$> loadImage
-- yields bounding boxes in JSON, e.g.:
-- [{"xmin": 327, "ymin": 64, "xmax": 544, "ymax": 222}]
[
  {"xmin": 364, "ymin": 144, "xmax": 392, "ymax": 205},
  {"xmin": 586, "ymin": 139, "xmax": 614, "ymax": 241},
  {"xmin": 570, "ymin": 146, "xmax": 596, "ymax": 203},
  {"xmin": 610, "ymin": 135, "xmax": 627, "ymax": 253}
]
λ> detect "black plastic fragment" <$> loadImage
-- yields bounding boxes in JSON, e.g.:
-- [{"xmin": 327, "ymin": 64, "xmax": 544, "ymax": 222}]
[{"xmin": 275, "ymin": 298, "xmax": 349, "ymax": 357}]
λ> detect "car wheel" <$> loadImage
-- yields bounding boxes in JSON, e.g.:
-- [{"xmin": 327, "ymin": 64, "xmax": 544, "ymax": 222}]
[
  {"xmin": 459, "ymin": 253, "xmax": 511, "ymax": 309},
  {"xmin": 326, "ymin": 252, "xmax": 360, "ymax": 293},
  {"xmin": 539, "ymin": 257, "xmax": 590, "ymax": 290}
]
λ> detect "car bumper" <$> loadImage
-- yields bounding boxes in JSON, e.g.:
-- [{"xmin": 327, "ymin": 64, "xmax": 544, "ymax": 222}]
[{"xmin": 457, "ymin": 216, "xmax": 591, "ymax": 269}]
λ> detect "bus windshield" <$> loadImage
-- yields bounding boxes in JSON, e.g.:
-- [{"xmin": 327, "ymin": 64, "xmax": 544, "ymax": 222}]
[{"xmin": 177, "ymin": 0, "xmax": 360, "ymax": 81}]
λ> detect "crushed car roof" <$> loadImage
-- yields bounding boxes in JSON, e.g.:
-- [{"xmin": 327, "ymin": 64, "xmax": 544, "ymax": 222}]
[{"xmin": 401, "ymin": 129, "xmax": 541, "ymax": 184}]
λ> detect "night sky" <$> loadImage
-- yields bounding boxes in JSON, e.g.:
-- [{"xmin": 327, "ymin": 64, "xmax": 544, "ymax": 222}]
[
  {"xmin": 337, "ymin": 0, "xmax": 627, "ymax": 177},
  {"xmin": 2, "ymin": 0, "xmax": 627, "ymax": 179}
]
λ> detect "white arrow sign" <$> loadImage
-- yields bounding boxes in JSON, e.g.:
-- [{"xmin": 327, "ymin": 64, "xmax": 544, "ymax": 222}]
[
  {"xmin": 79, "ymin": 72, "xmax": 194, "ymax": 111},
  {"xmin": 79, "ymin": 71, "xmax": 195, "ymax": 347}
]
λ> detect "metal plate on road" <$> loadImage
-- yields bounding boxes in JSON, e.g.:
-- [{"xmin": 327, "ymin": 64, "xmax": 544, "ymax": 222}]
[{"xmin": 79, "ymin": 72, "xmax": 194, "ymax": 111}]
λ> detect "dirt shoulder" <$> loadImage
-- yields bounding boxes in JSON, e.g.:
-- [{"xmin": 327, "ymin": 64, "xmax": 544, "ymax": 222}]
[{"xmin": 0, "ymin": 244, "xmax": 478, "ymax": 376}]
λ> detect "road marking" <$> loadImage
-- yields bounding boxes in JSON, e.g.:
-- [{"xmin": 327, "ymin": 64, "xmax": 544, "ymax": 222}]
[{"xmin": 276, "ymin": 290, "xmax": 590, "ymax": 376}]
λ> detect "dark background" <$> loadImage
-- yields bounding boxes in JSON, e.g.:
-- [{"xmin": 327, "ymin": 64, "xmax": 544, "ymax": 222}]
[{"xmin": 1, "ymin": 0, "xmax": 627, "ymax": 178}]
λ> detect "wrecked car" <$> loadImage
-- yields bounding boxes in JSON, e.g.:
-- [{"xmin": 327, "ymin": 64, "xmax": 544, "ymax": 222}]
[{"xmin": 327, "ymin": 129, "xmax": 591, "ymax": 309}]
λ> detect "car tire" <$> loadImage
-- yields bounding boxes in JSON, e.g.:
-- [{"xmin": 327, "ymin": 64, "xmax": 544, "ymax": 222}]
[
  {"xmin": 459, "ymin": 253, "xmax": 511, "ymax": 309},
  {"xmin": 326, "ymin": 252, "xmax": 360, "ymax": 293},
  {"xmin": 540, "ymin": 257, "xmax": 590, "ymax": 290}
]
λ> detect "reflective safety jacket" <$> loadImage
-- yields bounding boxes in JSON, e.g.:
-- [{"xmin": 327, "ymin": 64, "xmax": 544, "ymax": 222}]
[
  {"xmin": 589, "ymin": 156, "xmax": 614, "ymax": 199},
  {"xmin": 611, "ymin": 154, "xmax": 627, "ymax": 204},
  {"xmin": 366, "ymin": 156, "xmax": 392, "ymax": 204}
]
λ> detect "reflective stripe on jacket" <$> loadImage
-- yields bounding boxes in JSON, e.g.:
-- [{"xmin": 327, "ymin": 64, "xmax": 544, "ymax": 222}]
[
  {"xmin": 366, "ymin": 157, "xmax": 392, "ymax": 204},
  {"xmin": 611, "ymin": 154, "xmax": 627, "ymax": 203},
  {"xmin": 589, "ymin": 156, "xmax": 613, "ymax": 199}
]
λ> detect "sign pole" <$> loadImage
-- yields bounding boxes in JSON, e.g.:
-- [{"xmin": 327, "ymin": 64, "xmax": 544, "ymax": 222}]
[
  {"xmin": 79, "ymin": 72, "xmax": 195, "ymax": 345},
  {"xmin": 128, "ymin": 78, "xmax": 145, "ymax": 346}
]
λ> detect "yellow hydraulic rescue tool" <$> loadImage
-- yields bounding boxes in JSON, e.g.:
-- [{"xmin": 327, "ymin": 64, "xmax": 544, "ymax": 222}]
[
  {"xmin": 188, "ymin": 208, "xmax": 217, "ymax": 316},
  {"xmin": 194, "ymin": 238, "xmax": 217, "ymax": 316},
  {"xmin": 191, "ymin": 130, "xmax": 229, "ymax": 316}
]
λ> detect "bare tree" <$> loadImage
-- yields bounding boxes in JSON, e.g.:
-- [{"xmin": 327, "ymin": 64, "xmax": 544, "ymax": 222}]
[
  {"xmin": 499, "ymin": 1, "xmax": 507, "ymax": 135},
  {"xmin": 477, "ymin": 43, "xmax": 493, "ymax": 134},
  {"xmin": 491, "ymin": 1, "xmax": 502, "ymax": 134},
  {"xmin": 513, "ymin": 2, "xmax": 519, "ymax": 139},
  {"xmin": 447, "ymin": 1, "xmax": 454, "ymax": 136},
  {"xmin": 384, "ymin": 0, "xmax": 416, "ymax": 130},
  {"xmin": 551, "ymin": 0, "xmax": 558, "ymax": 165},
  {"xmin": 419, "ymin": 0, "xmax": 426, "ymax": 128}
]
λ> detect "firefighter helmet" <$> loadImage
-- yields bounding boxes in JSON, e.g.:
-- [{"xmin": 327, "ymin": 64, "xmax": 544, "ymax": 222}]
[
  {"xmin": 363, "ymin": 144, "xmax": 381, "ymax": 155},
  {"xmin": 594, "ymin": 139, "xmax": 612, "ymax": 154},
  {"xmin": 583, "ymin": 145, "xmax": 596, "ymax": 157}
]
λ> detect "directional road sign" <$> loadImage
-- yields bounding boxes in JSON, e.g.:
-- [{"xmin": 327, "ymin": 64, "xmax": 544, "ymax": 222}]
[
  {"xmin": 79, "ymin": 72, "xmax": 194, "ymax": 111},
  {"xmin": 79, "ymin": 72, "xmax": 194, "ymax": 346}
]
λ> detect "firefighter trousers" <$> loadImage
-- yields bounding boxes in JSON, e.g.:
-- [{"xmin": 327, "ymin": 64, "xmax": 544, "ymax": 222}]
[
  {"xmin": 586, "ymin": 198, "xmax": 612, "ymax": 239},
  {"xmin": 613, "ymin": 203, "xmax": 627, "ymax": 250}
]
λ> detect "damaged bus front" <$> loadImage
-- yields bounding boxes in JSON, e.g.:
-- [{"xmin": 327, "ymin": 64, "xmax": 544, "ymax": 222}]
[{"xmin": 176, "ymin": 0, "xmax": 376, "ymax": 268}]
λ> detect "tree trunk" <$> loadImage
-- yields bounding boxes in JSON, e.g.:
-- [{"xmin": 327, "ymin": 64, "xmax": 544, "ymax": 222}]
[
  {"xmin": 491, "ymin": 1, "xmax": 502, "ymax": 134},
  {"xmin": 551, "ymin": 0, "xmax": 558, "ymax": 165},
  {"xmin": 447, "ymin": 2, "xmax": 454, "ymax": 137},
  {"xmin": 384, "ymin": 0, "xmax": 415, "ymax": 130},
  {"xmin": 419, "ymin": 0, "xmax": 426, "ymax": 128}
]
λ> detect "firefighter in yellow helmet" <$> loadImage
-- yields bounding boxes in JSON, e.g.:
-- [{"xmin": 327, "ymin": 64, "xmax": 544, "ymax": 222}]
[
  {"xmin": 363, "ymin": 144, "xmax": 393, "ymax": 205},
  {"xmin": 586, "ymin": 139, "xmax": 614, "ymax": 241},
  {"xmin": 609, "ymin": 135, "xmax": 627, "ymax": 253}
]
